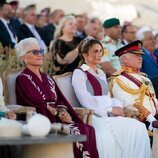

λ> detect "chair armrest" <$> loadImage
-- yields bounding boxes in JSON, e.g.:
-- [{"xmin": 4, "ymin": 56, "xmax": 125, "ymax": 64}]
[
  {"xmin": 7, "ymin": 105, "xmax": 36, "ymax": 121},
  {"xmin": 74, "ymin": 107, "xmax": 94, "ymax": 115},
  {"xmin": 14, "ymin": 106, "xmax": 36, "ymax": 121},
  {"xmin": 73, "ymin": 107, "xmax": 94, "ymax": 125},
  {"xmin": 14, "ymin": 106, "xmax": 36, "ymax": 114},
  {"xmin": 7, "ymin": 105, "xmax": 36, "ymax": 114}
]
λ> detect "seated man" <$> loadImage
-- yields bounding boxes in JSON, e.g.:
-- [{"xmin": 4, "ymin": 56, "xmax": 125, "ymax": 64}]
[
  {"xmin": 110, "ymin": 40, "xmax": 158, "ymax": 130},
  {"xmin": 0, "ymin": 78, "xmax": 16, "ymax": 119}
]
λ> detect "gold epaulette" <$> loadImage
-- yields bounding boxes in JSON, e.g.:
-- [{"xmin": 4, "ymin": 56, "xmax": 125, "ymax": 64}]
[
  {"xmin": 139, "ymin": 72, "xmax": 148, "ymax": 77},
  {"xmin": 112, "ymin": 69, "xmax": 124, "ymax": 77}
]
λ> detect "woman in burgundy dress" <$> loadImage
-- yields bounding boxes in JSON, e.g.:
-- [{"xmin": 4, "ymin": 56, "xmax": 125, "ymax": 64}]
[{"xmin": 15, "ymin": 37, "xmax": 99, "ymax": 158}]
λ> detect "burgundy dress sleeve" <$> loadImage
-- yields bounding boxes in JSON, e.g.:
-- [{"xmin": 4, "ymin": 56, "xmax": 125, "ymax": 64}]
[
  {"xmin": 54, "ymin": 80, "xmax": 83, "ymax": 123},
  {"xmin": 16, "ymin": 74, "xmax": 57, "ymax": 122},
  {"xmin": 16, "ymin": 69, "xmax": 99, "ymax": 158}
]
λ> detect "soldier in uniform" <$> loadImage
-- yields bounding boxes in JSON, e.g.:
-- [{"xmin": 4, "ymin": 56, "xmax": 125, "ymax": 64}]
[
  {"xmin": 110, "ymin": 40, "xmax": 158, "ymax": 130},
  {"xmin": 101, "ymin": 18, "xmax": 123, "ymax": 77}
]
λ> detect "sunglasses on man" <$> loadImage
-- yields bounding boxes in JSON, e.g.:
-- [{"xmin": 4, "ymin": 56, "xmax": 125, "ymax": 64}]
[{"xmin": 26, "ymin": 49, "xmax": 44, "ymax": 55}]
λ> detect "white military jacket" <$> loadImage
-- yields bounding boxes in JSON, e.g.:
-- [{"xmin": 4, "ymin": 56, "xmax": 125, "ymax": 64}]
[{"xmin": 111, "ymin": 67, "xmax": 157, "ymax": 116}]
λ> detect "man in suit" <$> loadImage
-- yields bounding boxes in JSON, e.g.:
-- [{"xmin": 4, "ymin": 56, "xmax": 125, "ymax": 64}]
[
  {"xmin": 84, "ymin": 22, "xmax": 100, "ymax": 40},
  {"xmin": 9, "ymin": 1, "xmax": 23, "ymax": 33},
  {"xmin": 136, "ymin": 26, "xmax": 158, "ymax": 79},
  {"xmin": 18, "ymin": 5, "xmax": 47, "ymax": 52},
  {"xmin": 0, "ymin": 2, "xmax": 17, "ymax": 48},
  {"xmin": 121, "ymin": 24, "xmax": 137, "ymax": 45},
  {"xmin": 43, "ymin": 9, "xmax": 65, "ymax": 46},
  {"xmin": 75, "ymin": 14, "xmax": 87, "ymax": 39}
]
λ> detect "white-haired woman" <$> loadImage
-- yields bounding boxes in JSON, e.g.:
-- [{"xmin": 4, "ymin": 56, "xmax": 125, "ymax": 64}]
[
  {"xmin": 53, "ymin": 15, "xmax": 83, "ymax": 75},
  {"xmin": 15, "ymin": 37, "xmax": 99, "ymax": 158}
]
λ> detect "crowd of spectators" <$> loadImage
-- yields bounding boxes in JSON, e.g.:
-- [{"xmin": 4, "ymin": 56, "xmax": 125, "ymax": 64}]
[{"xmin": 1, "ymin": 1, "xmax": 158, "ymax": 78}]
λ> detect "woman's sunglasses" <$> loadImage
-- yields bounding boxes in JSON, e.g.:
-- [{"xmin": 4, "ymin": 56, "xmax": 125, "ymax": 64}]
[{"xmin": 26, "ymin": 49, "xmax": 44, "ymax": 56}]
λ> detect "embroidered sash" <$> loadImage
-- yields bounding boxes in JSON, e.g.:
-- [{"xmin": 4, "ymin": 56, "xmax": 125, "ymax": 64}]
[
  {"xmin": 79, "ymin": 69, "xmax": 102, "ymax": 96},
  {"xmin": 121, "ymin": 72, "xmax": 156, "ymax": 108},
  {"xmin": 120, "ymin": 72, "xmax": 156, "ymax": 122}
]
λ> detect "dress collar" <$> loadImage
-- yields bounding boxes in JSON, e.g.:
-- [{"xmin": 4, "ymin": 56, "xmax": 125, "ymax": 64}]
[{"xmin": 80, "ymin": 64, "xmax": 104, "ymax": 75}]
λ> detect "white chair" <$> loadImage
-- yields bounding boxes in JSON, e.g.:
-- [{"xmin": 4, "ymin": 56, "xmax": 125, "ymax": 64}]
[
  {"xmin": 2, "ymin": 68, "xmax": 35, "ymax": 116},
  {"xmin": 3, "ymin": 68, "xmax": 24, "ymax": 104},
  {"xmin": 53, "ymin": 72, "xmax": 94, "ymax": 125}
]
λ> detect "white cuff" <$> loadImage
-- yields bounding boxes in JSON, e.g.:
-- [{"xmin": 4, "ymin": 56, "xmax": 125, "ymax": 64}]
[
  {"xmin": 147, "ymin": 114, "xmax": 156, "ymax": 123},
  {"xmin": 111, "ymin": 98, "xmax": 123, "ymax": 107},
  {"xmin": 106, "ymin": 107, "xmax": 112, "ymax": 113}
]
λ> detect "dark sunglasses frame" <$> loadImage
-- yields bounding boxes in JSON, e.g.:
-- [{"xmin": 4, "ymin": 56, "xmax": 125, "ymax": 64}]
[{"xmin": 26, "ymin": 49, "xmax": 44, "ymax": 55}]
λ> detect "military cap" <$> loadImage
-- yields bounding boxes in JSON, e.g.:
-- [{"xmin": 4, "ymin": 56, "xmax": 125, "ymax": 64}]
[
  {"xmin": 115, "ymin": 40, "xmax": 144, "ymax": 57},
  {"xmin": 103, "ymin": 18, "xmax": 120, "ymax": 28}
]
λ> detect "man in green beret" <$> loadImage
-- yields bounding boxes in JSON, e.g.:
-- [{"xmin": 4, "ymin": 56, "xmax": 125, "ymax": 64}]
[{"xmin": 101, "ymin": 18, "xmax": 123, "ymax": 77}]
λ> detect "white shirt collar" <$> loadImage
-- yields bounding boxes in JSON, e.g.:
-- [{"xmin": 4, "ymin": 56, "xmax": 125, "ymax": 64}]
[
  {"xmin": 80, "ymin": 64, "xmax": 90, "ymax": 71},
  {"xmin": 0, "ymin": 18, "xmax": 10, "ymax": 25},
  {"xmin": 80, "ymin": 64, "xmax": 104, "ymax": 75},
  {"xmin": 122, "ymin": 39, "xmax": 129, "ymax": 45},
  {"xmin": 25, "ymin": 22, "xmax": 34, "ymax": 29}
]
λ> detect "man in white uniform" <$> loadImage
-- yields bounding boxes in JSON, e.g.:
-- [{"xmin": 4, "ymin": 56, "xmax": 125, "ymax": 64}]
[{"xmin": 110, "ymin": 40, "xmax": 158, "ymax": 130}]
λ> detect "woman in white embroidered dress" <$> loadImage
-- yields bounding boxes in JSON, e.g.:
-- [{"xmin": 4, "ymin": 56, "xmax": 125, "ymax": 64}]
[{"xmin": 72, "ymin": 37, "xmax": 151, "ymax": 158}]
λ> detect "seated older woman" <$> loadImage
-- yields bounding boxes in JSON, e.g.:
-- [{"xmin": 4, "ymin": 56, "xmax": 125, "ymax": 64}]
[
  {"xmin": 0, "ymin": 78, "xmax": 16, "ymax": 119},
  {"xmin": 15, "ymin": 37, "xmax": 99, "ymax": 158},
  {"xmin": 72, "ymin": 37, "xmax": 151, "ymax": 158}
]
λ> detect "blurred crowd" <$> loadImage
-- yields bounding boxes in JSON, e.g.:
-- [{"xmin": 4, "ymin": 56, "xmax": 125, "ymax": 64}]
[{"xmin": 0, "ymin": 0, "xmax": 158, "ymax": 79}]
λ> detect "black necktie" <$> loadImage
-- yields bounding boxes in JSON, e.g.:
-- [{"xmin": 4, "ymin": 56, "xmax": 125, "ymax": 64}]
[{"xmin": 7, "ymin": 23, "xmax": 16, "ymax": 38}]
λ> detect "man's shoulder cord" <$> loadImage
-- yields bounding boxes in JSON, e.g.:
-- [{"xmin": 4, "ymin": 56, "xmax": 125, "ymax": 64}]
[{"xmin": 112, "ymin": 73, "xmax": 148, "ymax": 106}]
